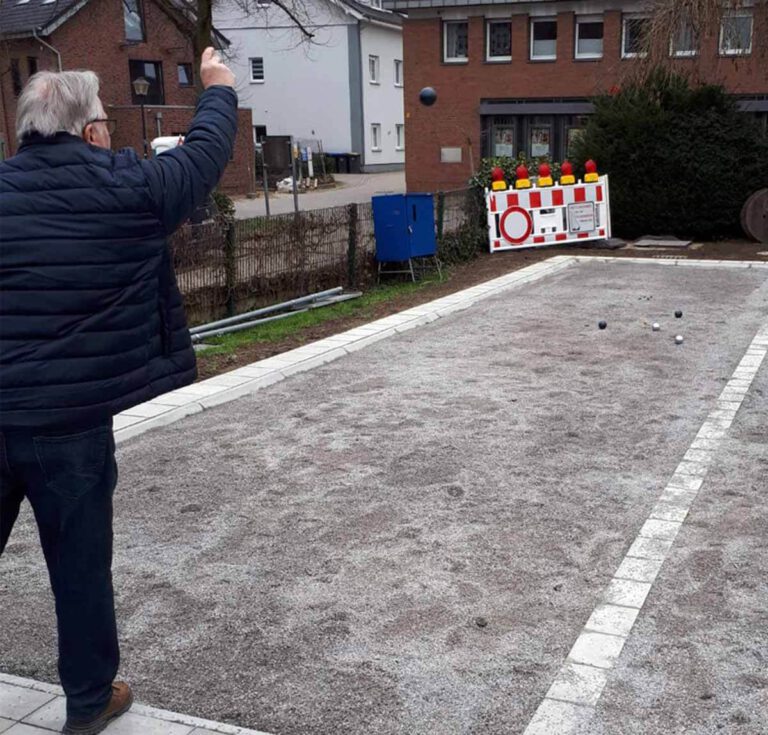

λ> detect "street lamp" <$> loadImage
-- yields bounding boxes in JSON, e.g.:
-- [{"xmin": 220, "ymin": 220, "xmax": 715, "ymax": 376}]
[{"xmin": 132, "ymin": 75, "xmax": 150, "ymax": 158}]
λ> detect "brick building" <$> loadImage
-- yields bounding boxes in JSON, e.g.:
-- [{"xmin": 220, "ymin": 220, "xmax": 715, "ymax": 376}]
[
  {"xmin": 0, "ymin": 0, "xmax": 255, "ymax": 194},
  {"xmin": 385, "ymin": 0, "xmax": 768, "ymax": 192}
]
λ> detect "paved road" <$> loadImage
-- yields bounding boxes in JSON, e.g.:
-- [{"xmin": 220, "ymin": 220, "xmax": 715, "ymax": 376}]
[{"xmin": 234, "ymin": 172, "xmax": 406, "ymax": 219}]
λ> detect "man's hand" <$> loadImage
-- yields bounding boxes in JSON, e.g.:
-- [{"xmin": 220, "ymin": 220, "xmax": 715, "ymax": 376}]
[{"xmin": 200, "ymin": 47, "xmax": 235, "ymax": 89}]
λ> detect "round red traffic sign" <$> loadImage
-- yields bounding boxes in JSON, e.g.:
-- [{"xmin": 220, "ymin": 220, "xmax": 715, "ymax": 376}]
[{"xmin": 500, "ymin": 206, "xmax": 533, "ymax": 244}]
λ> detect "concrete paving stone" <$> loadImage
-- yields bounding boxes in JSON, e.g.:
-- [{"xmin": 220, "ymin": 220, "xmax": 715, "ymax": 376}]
[
  {"xmin": 4, "ymin": 725, "xmax": 56, "ymax": 734},
  {"xmin": 163, "ymin": 383, "xmax": 225, "ymax": 398},
  {"xmin": 21, "ymin": 697, "xmax": 63, "ymax": 731},
  {"xmin": 279, "ymin": 349, "xmax": 347, "ymax": 377},
  {"xmin": 738, "ymin": 354, "xmax": 765, "ymax": 367},
  {"xmin": 0, "ymin": 719, "xmax": 14, "ymax": 734},
  {"xmin": 102, "ymin": 712, "xmax": 193, "ymax": 734},
  {"xmin": 393, "ymin": 316, "xmax": 433, "ymax": 334},
  {"xmin": 0, "ymin": 678, "xmax": 60, "ymax": 699},
  {"xmin": 585, "ymin": 604, "xmax": 640, "ymax": 638},
  {"xmin": 649, "ymin": 503, "xmax": 689, "ymax": 523},
  {"xmin": 604, "ymin": 578, "xmax": 653, "ymax": 609},
  {"xmin": 682, "ymin": 448, "xmax": 714, "ymax": 463},
  {"xmin": 706, "ymin": 409, "xmax": 737, "ymax": 422},
  {"xmin": 228, "ymin": 365, "xmax": 281, "ymax": 379},
  {"xmin": 435, "ymin": 302, "xmax": 475, "ymax": 318},
  {"xmin": 112, "ymin": 414, "xmax": 144, "ymax": 430},
  {"xmin": 522, "ymin": 698, "xmax": 594, "ymax": 735},
  {"xmin": 656, "ymin": 486, "xmax": 697, "ymax": 507},
  {"xmin": 196, "ymin": 375, "xmax": 285, "ymax": 409},
  {"xmin": 626, "ymin": 535, "xmax": 675, "ymax": 560},
  {"xmin": 0, "ymin": 685, "xmax": 54, "ymax": 722},
  {"xmin": 614, "ymin": 556, "xmax": 664, "ymax": 583},
  {"xmin": 546, "ymin": 662, "xmax": 609, "ymax": 707},
  {"xmin": 139, "ymin": 391, "xmax": 202, "ymax": 407},
  {"xmin": 568, "ymin": 631, "xmax": 627, "ymax": 669},
  {"xmin": 667, "ymin": 473, "xmax": 704, "ymax": 492},
  {"xmin": 674, "ymin": 460, "xmax": 709, "ymax": 477},
  {"xmin": 341, "ymin": 328, "xmax": 397, "ymax": 352},
  {"xmin": 114, "ymin": 403, "xmax": 203, "ymax": 444},
  {"xmin": 696, "ymin": 423, "xmax": 731, "ymax": 439},
  {"xmin": 201, "ymin": 374, "xmax": 257, "ymax": 388},
  {"xmin": 639, "ymin": 519, "xmax": 682, "ymax": 541},
  {"xmin": 119, "ymin": 402, "xmax": 175, "ymax": 419}
]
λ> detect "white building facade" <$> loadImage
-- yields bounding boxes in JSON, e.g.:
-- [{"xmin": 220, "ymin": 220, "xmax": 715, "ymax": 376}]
[{"xmin": 214, "ymin": 0, "xmax": 405, "ymax": 171}]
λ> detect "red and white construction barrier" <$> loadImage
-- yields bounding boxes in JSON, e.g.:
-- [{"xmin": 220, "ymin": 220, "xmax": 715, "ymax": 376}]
[{"xmin": 485, "ymin": 162, "xmax": 611, "ymax": 252}]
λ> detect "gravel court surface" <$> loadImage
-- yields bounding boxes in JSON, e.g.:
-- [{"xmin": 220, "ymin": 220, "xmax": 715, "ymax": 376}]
[
  {"xmin": 1, "ymin": 260, "xmax": 767, "ymax": 735},
  {"xmin": 589, "ymin": 357, "xmax": 768, "ymax": 735}
]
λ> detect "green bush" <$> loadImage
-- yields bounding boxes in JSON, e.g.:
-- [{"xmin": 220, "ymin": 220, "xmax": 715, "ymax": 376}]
[
  {"xmin": 570, "ymin": 69, "xmax": 768, "ymax": 240},
  {"xmin": 470, "ymin": 154, "xmax": 561, "ymax": 191},
  {"xmin": 211, "ymin": 190, "xmax": 235, "ymax": 222}
]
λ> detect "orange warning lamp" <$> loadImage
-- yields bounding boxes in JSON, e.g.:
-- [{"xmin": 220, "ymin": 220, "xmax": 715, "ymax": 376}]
[
  {"xmin": 515, "ymin": 164, "xmax": 531, "ymax": 190},
  {"xmin": 560, "ymin": 160, "xmax": 575, "ymax": 185},
  {"xmin": 537, "ymin": 162, "xmax": 553, "ymax": 187},
  {"xmin": 491, "ymin": 166, "xmax": 507, "ymax": 192},
  {"xmin": 584, "ymin": 159, "xmax": 599, "ymax": 183}
]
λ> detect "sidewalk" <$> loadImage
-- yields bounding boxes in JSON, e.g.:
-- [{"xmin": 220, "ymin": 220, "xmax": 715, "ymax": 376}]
[{"xmin": 233, "ymin": 171, "xmax": 405, "ymax": 218}]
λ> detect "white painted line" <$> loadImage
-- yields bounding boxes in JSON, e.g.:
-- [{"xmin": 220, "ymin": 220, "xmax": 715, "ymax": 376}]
[{"xmin": 523, "ymin": 314, "xmax": 768, "ymax": 734}]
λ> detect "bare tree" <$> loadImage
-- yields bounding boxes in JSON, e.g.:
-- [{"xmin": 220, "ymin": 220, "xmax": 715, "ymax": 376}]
[{"xmin": 637, "ymin": 0, "xmax": 766, "ymax": 79}]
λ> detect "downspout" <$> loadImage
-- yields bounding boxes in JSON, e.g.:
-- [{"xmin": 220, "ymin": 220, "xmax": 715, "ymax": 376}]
[{"xmin": 33, "ymin": 28, "xmax": 62, "ymax": 71}]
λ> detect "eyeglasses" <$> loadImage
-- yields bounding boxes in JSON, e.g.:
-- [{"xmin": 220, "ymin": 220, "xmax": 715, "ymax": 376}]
[{"xmin": 84, "ymin": 118, "xmax": 117, "ymax": 135}]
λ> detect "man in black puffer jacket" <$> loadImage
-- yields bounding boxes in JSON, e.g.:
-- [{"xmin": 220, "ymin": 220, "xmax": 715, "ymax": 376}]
[{"xmin": 0, "ymin": 47, "xmax": 236, "ymax": 735}]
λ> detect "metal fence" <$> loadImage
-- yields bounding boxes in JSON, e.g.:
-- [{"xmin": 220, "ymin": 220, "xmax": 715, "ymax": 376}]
[{"xmin": 170, "ymin": 189, "xmax": 476, "ymax": 325}]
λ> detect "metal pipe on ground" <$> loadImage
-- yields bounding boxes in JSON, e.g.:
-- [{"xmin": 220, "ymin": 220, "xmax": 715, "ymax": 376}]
[
  {"xmin": 189, "ymin": 287, "xmax": 343, "ymax": 335},
  {"xmin": 190, "ymin": 292, "xmax": 362, "ymax": 343}
]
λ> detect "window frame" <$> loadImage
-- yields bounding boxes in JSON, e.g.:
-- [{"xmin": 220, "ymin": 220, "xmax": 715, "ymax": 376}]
[
  {"xmin": 530, "ymin": 17, "xmax": 558, "ymax": 61},
  {"xmin": 371, "ymin": 123, "xmax": 382, "ymax": 151},
  {"xmin": 719, "ymin": 11, "xmax": 753, "ymax": 56},
  {"xmin": 486, "ymin": 19, "xmax": 512, "ymax": 62},
  {"xmin": 177, "ymin": 62, "xmax": 194, "ymax": 87},
  {"xmin": 670, "ymin": 20, "xmax": 698, "ymax": 57},
  {"xmin": 394, "ymin": 59, "xmax": 403, "ymax": 87},
  {"xmin": 622, "ymin": 15, "xmax": 650, "ymax": 59},
  {"xmin": 249, "ymin": 57, "xmax": 265, "ymax": 83},
  {"xmin": 574, "ymin": 15, "xmax": 604, "ymax": 60},
  {"xmin": 395, "ymin": 123, "xmax": 405, "ymax": 151},
  {"xmin": 123, "ymin": 0, "xmax": 146, "ymax": 43},
  {"xmin": 368, "ymin": 54, "xmax": 380, "ymax": 84},
  {"xmin": 443, "ymin": 20, "xmax": 469, "ymax": 63},
  {"xmin": 128, "ymin": 60, "xmax": 164, "ymax": 105},
  {"xmin": 10, "ymin": 59, "xmax": 22, "ymax": 97}
]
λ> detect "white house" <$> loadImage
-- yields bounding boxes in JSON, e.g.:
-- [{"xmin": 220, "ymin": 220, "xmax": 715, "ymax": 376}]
[{"xmin": 214, "ymin": 0, "xmax": 405, "ymax": 172}]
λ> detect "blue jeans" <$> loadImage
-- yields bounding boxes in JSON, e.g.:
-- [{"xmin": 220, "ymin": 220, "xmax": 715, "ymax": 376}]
[{"xmin": 0, "ymin": 422, "xmax": 119, "ymax": 720}]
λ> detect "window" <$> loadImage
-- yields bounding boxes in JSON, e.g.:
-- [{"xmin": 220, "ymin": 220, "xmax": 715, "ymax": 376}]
[
  {"xmin": 250, "ymin": 57, "xmax": 264, "ymax": 82},
  {"xmin": 177, "ymin": 63, "xmax": 193, "ymax": 86},
  {"xmin": 27, "ymin": 56, "xmax": 38, "ymax": 76},
  {"xmin": 394, "ymin": 59, "xmax": 403, "ymax": 86},
  {"xmin": 369, "ymin": 55, "xmax": 380, "ymax": 83},
  {"xmin": 123, "ymin": 0, "xmax": 146, "ymax": 42},
  {"xmin": 396, "ymin": 124, "xmax": 404, "ymax": 150},
  {"xmin": 622, "ymin": 16, "xmax": 649, "ymax": 58},
  {"xmin": 10, "ymin": 59, "xmax": 22, "ymax": 97},
  {"xmin": 371, "ymin": 123, "xmax": 381, "ymax": 151},
  {"xmin": 529, "ymin": 123, "xmax": 551, "ymax": 157},
  {"xmin": 671, "ymin": 21, "xmax": 697, "ymax": 56},
  {"xmin": 443, "ymin": 21, "xmax": 468, "ymax": 62},
  {"xmin": 530, "ymin": 19, "xmax": 557, "ymax": 60},
  {"xmin": 128, "ymin": 60, "xmax": 164, "ymax": 104},
  {"xmin": 575, "ymin": 16, "xmax": 603, "ymax": 59},
  {"xmin": 492, "ymin": 118, "xmax": 515, "ymax": 157},
  {"xmin": 486, "ymin": 21, "xmax": 511, "ymax": 61},
  {"xmin": 253, "ymin": 125, "xmax": 267, "ymax": 143},
  {"xmin": 719, "ymin": 12, "xmax": 752, "ymax": 55}
]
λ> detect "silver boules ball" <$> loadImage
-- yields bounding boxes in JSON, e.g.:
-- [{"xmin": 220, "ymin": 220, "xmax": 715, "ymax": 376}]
[
  {"xmin": 652, "ymin": 323, "xmax": 660, "ymax": 332},
  {"xmin": 675, "ymin": 335, "xmax": 684, "ymax": 345}
]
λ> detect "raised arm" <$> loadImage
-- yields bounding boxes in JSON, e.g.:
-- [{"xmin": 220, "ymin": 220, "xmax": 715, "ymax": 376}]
[{"xmin": 142, "ymin": 48, "xmax": 238, "ymax": 233}]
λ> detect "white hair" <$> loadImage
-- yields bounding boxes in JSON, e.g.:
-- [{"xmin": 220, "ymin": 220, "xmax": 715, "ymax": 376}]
[{"xmin": 15, "ymin": 70, "xmax": 104, "ymax": 141}]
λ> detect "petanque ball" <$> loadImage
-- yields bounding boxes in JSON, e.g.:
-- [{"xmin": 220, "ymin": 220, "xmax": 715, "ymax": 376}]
[
  {"xmin": 652, "ymin": 323, "xmax": 660, "ymax": 331},
  {"xmin": 419, "ymin": 87, "xmax": 437, "ymax": 106},
  {"xmin": 675, "ymin": 335, "xmax": 684, "ymax": 345},
  {"xmin": 598, "ymin": 320, "xmax": 607, "ymax": 330},
  {"xmin": 675, "ymin": 310, "xmax": 683, "ymax": 318}
]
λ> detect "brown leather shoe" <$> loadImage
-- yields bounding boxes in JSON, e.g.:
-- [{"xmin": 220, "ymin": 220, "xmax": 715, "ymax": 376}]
[{"xmin": 62, "ymin": 681, "xmax": 133, "ymax": 735}]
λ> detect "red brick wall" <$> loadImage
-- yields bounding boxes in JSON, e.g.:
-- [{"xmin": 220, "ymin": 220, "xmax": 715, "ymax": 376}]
[
  {"xmin": 404, "ymin": 9, "xmax": 768, "ymax": 192},
  {"xmin": 0, "ymin": 0, "xmax": 254, "ymax": 193}
]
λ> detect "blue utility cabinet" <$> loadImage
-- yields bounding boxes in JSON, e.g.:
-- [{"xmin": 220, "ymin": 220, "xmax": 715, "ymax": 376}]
[{"xmin": 372, "ymin": 194, "xmax": 437, "ymax": 262}]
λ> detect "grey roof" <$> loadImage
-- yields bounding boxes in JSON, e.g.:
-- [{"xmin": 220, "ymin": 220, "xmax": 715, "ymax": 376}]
[
  {"xmin": 0, "ymin": 0, "xmax": 229, "ymax": 43},
  {"xmin": 0, "ymin": 0, "xmax": 84, "ymax": 38},
  {"xmin": 340, "ymin": 0, "xmax": 403, "ymax": 26}
]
